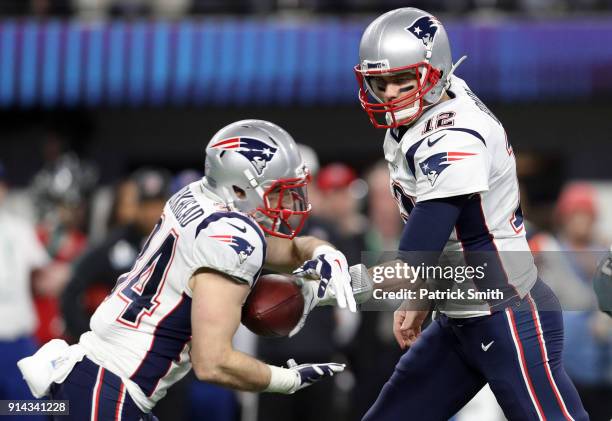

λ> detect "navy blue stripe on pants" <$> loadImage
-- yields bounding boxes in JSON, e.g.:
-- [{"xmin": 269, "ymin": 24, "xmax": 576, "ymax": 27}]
[
  {"xmin": 50, "ymin": 357, "xmax": 157, "ymax": 421},
  {"xmin": 363, "ymin": 280, "xmax": 589, "ymax": 421}
]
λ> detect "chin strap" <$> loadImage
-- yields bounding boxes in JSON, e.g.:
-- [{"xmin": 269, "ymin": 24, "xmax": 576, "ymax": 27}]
[
  {"xmin": 444, "ymin": 55, "xmax": 468, "ymax": 90},
  {"xmin": 424, "ymin": 55, "xmax": 468, "ymax": 110}
]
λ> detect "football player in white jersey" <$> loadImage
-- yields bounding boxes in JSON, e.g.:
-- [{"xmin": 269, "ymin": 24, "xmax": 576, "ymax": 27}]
[
  {"xmin": 354, "ymin": 8, "xmax": 589, "ymax": 421},
  {"xmin": 18, "ymin": 120, "xmax": 357, "ymax": 421}
]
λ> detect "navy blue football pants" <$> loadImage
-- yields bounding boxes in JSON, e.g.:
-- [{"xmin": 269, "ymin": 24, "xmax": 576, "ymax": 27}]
[
  {"xmin": 50, "ymin": 357, "xmax": 157, "ymax": 421},
  {"xmin": 363, "ymin": 280, "xmax": 589, "ymax": 421}
]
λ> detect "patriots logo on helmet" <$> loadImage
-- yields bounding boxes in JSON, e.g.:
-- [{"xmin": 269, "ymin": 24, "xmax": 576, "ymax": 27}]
[
  {"xmin": 211, "ymin": 137, "xmax": 278, "ymax": 175},
  {"xmin": 419, "ymin": 152, "xmax": 476, "ymax": 186},
  {"xmin": 210, "ymin": 235, "xmax": 255, "ymax": 264},
  {"xmin": 405, "ymin": 16, "xmax": 441, "ymax": 47}
]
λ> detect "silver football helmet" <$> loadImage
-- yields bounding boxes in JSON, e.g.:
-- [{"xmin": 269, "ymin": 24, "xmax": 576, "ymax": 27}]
[
  {"xmin": 355, "ymin": 8, "xmax": 465, "ymax": 128},
  {"xmin": 203, "ymin": 119, "xmax": 311, "ymax": 239}
]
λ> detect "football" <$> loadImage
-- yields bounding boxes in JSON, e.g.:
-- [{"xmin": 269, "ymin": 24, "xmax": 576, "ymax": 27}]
[{"xmin": 241, "ymin": 273, "xmax": 304, "ymax": 337}]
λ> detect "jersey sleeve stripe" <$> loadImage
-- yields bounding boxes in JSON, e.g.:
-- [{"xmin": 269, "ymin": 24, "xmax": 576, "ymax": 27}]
[
  {"xmin": 406, "ymin": 138, "xmax": 428, "ymax": 176},
  {"xmin": 440, "ymin": 127, "xmax": 486, "ymax": 145},
  {"xmin": 405, "ymin": 127, "xmax": 486, "ymax": 177},
  {"xmin": 195, "ymin": 211, "xmax": 267, "ymax": 268}
]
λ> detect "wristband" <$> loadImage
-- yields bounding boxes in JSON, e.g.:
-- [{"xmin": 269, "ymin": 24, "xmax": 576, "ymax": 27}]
[
  {"xmin": 311, "ymin": 244, "xmax": 337, "ymax": 260},
  {"xmin": 264, "ymin": 364, "xmax": 299, "ymax": 394}
]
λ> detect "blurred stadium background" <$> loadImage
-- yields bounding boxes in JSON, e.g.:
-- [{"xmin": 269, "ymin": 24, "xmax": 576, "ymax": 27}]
[{"xmin": 0, "ymin": 1, "xmax": 611, "ymax": 421}]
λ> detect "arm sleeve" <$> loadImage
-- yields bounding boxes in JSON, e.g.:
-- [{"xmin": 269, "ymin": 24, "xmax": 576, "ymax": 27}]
[
  {"xmin": 190, "ymin": 213, "xmax": 266, "ymax": 287},
  {"xmin": 398, "ymin": 195, "xmax": 469, "ymax": 265},
  {"xmin": 415, "ymin": 132, "xmax": 490, "ymax": 202}
]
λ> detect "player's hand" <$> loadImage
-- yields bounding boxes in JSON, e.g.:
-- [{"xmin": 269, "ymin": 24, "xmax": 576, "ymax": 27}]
[
  {"xmin": 288, "ymin": 278, "xmax": 319, "ymax": 337},
  {"xmin": 293, "ymin": 248, "xmax": 357, "ymax": 312},
  {"xmin": 286, "ymin": 359, "xmax": 345, "ymax": 393},
  {"xmin": 289, "ymin": 263, "xmax": 371, "ymax": 338},
  {"xmin": 393, "ymin": 309, "xmax": 428, "ymax": 350}
]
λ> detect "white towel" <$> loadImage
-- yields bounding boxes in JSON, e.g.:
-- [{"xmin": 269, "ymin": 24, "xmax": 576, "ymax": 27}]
[{"xmin": 17, "ymin": 339, "xmax": 86, "ymax": 398}]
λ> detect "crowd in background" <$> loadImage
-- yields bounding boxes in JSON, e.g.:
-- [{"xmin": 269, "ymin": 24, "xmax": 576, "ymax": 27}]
[
  {"xmin": 1, "ymin": 131, "xmax": 611, "ymax": 421},
  {"xmin": 1, "ymin": 0, "xmax": 612, "ymax": 17}
]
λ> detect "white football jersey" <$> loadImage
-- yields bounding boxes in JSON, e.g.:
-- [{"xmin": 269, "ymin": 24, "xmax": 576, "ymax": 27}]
[
  {"xmin": 384, "ymin": 76, "xmax": 537, "ymax": 317},
  {"xmin": 79, "ymin": 181, "xmax": 266, "ymax": 412}
]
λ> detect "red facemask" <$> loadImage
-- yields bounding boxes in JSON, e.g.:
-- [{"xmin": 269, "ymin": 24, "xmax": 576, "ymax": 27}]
[
  {"xmin": 354, "ymin": 62, "xmax": 441, "ymax": 129},
  {"xmin": 252, "ymin": 176, "xmax": 311, "ymax": 239}
]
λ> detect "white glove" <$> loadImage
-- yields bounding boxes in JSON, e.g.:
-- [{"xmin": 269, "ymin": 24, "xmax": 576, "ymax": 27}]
[
  {"xmin": 287, "ymin": 359, "xmax": 345, "ymax": 392},
  {"xmin": 293, "ymin": 246, "xmax": 357, "ymax": 312},
  {"xmin": 288, "ymin": 277, "xmax": 319, "ymax": 337},
  {"xmin": 265, "ymin": 359, "xmax": 345, "ymax": 394},
  {"xmin": 289, "ymin": 263, "xmax": 372, "ymax": 338}
]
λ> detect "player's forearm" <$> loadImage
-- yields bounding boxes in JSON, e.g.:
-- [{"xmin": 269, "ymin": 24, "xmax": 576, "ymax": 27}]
[
  {"xmin": 192, "ymin": 348, "xmax": 271, "ymax": 392},
  {"xmin": 361, "ymin": 198, "xmax": 464, "ymax": 305},
  {"xmin": 193, "ymin": 348, "xmax": 305, "ymax": 394},
  {"xmin": 292, "ymin": 235, "xmax": 333, "ymax": 264},
  {"xmin": 265, "ymin": 235, "xmax": 332, "ymax": 272}
]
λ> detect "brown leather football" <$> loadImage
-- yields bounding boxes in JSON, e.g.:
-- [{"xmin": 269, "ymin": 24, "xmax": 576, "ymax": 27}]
[{"xmin": 241, "ymin": 273, "xmax": 304, "ymax": 337}]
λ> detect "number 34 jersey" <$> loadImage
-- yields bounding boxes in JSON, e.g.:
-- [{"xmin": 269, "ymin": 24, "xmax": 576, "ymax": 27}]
[
  {"xmin": 385, "ymin": 76, "xmax": 537, "ymax": 316},
  {"xmin": 79, "ymin": 181, "xmax": 266, "ymax": 412}
]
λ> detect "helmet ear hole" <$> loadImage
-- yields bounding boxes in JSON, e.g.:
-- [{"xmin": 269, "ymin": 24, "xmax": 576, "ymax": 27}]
[{"xmin": 232, "ymin": 186, "xmax": 246, "ymax": 199}]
